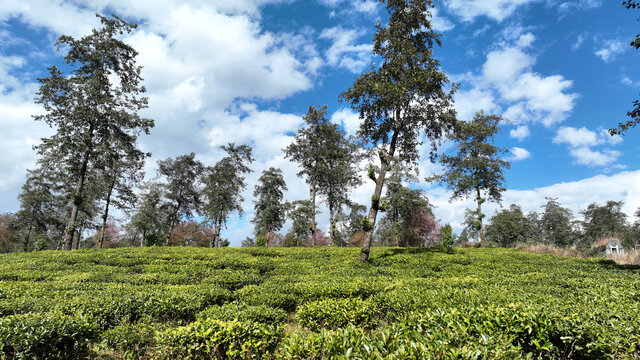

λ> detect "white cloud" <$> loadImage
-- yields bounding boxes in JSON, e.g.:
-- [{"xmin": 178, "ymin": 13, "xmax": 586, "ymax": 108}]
[
  {"xmin": 595, "ymin": 39, "xmax": 626, "ymax": 62},
  {"xmin": 553, "ymin": 126, "xmax": 600, "ymax": 147},
  {"xmin": 446, "ymin": 0, "xmax": 541, "ymax": 22},
  {"xmin": 509, "ymin": 125, "xmax": 530, "ymax": 140},
  {"xmin": 482, "ymin": 46, "xmax": 534, "ymax": 84},
  {"xmin": 319, "ymin": 26, "xmax": 372, "ymax": 73},
  {"xmin": 559, "ymin": 0, "xmax": 602, "ymax": 13},
  {"xmin": 602, "ymin": 129, "xmax": 623, "ymax": 145},
  {"xmin": 431, "ymin": 7, "xmax": 455, "ymax": 32},
  {"xmin": 569, "ymin": 147, "xmax": 620, "ymax": 167},
  {"xmin": 446, "ymin": 0, "xmax": 601, "ymax": 23},
  {"xmin": 318, "ymin": 0, "xmax": 379, "ymax": 15},
  {"xmin": 572, "ymin": 33, "xmax": 586, "ymax": 51},
  {"xmin": 516, "ymin": 32, "xmax": 536, "ymax": 47},
  {"xmin": 330, "ymin": 108, "xmax": 361, "ymax": 136},
  {"xmin": 621, "ymin": 75, "xmax": 640, "ymax": 87},
  {"xmin": 553, "ymin": 126, "xmax": 624, "ymax": 167},
  {"xmin": 453, "ymin": 88, "xmax": 500, "ymax": 121},
  {"xmin": 456, "ymin": 34, "xmax": 577, "ymax": 127},
  {"xmin": 510, "ymin": 147, "xmax": 531, "ymax": 161}
]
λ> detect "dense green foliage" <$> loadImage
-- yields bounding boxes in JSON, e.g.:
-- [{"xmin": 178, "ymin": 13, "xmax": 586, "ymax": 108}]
[
  {"xmin": 429, "ymin": 111, "xmax": 511, "ymax": 245},
  {"xmin": 33, "ymin": 15, "xmax": 153, "ymax": 250},
  {"xmin": 1, "ymin": 247, "xmax": 639, "ymax": 359},
  {"xmin": 341, "ymin": 0, "xmax": 457, "ymax": 261}
]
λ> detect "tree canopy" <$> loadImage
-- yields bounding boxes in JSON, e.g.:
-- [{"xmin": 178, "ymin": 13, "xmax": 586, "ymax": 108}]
[
  {"xmin": 341, "ymin": 0, "xmax": 457, "ymax": 261},
  {"xmin": 428, "ymin": 111, "xmax": 510, "ymax": 245},
  {"xmin": 32, "ymin": 14, "xmax": 152, "ymax": 250}
]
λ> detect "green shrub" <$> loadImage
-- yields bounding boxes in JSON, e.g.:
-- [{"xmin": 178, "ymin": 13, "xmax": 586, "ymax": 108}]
[
  {"xmin": 0, "ymin": 312, "xmax": 98, "ymax": 359},
  {"xmin": 197, "ymin": 303, "xmax": 287, "ymax": 324},
  {"xmin": 99, "ymin": 320, "xmax": 168, "ymax": 359},
  {"xmin": 155, "ymin": 319, "xmax": 282, "ymax": 359},
  {"xmin": 237, "ymin": 285, "xmax": 298, "ymax": 312},
  {"xmin": 297, "ymin": 297, "xmax": 379, "ymax": 331}
]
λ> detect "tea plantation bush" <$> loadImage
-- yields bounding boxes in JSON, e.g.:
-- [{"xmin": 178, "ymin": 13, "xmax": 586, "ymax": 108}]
[{"xmin": 0, "ymin": 246, "xmax": 639, "ymax": 358}]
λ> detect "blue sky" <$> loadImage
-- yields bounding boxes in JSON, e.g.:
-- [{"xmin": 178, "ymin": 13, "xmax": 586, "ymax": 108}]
[{"xmin": 1, "ymin": 0, "xmax": 640, "ymax": 244}]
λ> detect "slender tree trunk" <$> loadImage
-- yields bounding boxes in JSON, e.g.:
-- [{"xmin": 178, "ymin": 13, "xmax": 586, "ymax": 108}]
[
  {"xmin": 63, "ymin": 128, "xmax": 93, "ymax": 251},
  {"xmin": 165, "ymin": 200, "xmax": 182, "ymax": 246},
  {"xmin": 141, "ymin": 229, "xmax": 146, "ymax": 247},
  {"xmin": 215, "ymin": 224, "xmax": 222, "ymax": 248},
  {"xmin": 310, "ymin": 187, "xmax": 317, "ymax": 246},
  {"xmin": 23, "ymin": 225, "xmax": 33, "ymax": 252},
  {"xmin": 210, "ymin": 221, "xmax": 221, "ymax": 248},
  {"xmin": 329, "ymin": 204, "xmax": 337, "ymax": 246},
  {"xmin": 76, "ymin": 218, "xmax": 85, "ymax": 250},
  {"xmin": 361, "ymin": 122, "xmax": 400, "ymax": 262},
  {"xmin": 476, "ymin": 187, "xmax": 485, "ymax": 246},
  {"xmin": 99, "ymin": 179, "xmax": 116, "ymax": 249}
]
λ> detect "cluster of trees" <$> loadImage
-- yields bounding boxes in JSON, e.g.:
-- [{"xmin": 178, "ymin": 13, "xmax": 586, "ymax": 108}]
[
  {"xmin": 2, "ymin": 1, "xmax": 638, "ymax": 259},
  {"xmin": 472, "ymin": 198, "xmax": 640, "ymax": 251}
]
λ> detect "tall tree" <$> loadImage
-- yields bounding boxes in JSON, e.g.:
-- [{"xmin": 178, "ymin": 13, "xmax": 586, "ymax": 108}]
[
  {"xmin": 14, "ymin": 168, "xmax": 58, "ymax": 251},
  {"xmin": 252, "ymin": 168, "xmax": 288, "ymax": 237},
  {"xmin": 201, "ymin": 144, "xmax": 254, "ymax": 247},
  {"xmin": 341, "ymin": 0, "xmax": 457, "ymax": 261},
  {"xmin": 33, "ymin": 15, "xmax": 153, "ymax": 250},
  {"xmin": 284, "ymin": 105, "xmax": 361, "ymax": 244},
  {"xmin": 157, "ymin": 153, "xmax": 204, "ymax": 246},
  {"xmin": 610, "ymin": 1, "xmax": 640, "ymax": 135},
  {"xmin": 428, "ymin": 111, "xmax": 510, "ymax": 246},
  {"xmin": 540, "ymin": 197, "xmax": 575, "ymax": 247},
  {"xmin": 287, "ymin": 200, "xmax": 316, "ymax": 246},
  {"xmin": 97, "ymin": 141, "xmax": 148, "ymax": 248},
  {"xmin": 128, "ymin": 181, "xmax": 167, "ymax": 247}
]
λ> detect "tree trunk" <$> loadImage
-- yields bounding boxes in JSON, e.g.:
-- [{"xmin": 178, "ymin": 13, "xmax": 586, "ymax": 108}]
[
  {"xmin": 310, "ymin": 187, "xmax": 317, "ymax": 246},
  {"xmin": 141, "ymin": 229, "xmax": 146, "ymax": 247},
  {"xmin": 361, "ymin": 122, "xmax": 400, "ymax": 262},
  {"xmin": 76, "ymin": 218, "xmax": 85, "ymax": 250},
  {"xmin": 99, "ymin": 179, "xmax": 116, "ymax": 249},
  {"xmin": 210, "ymin": 221, "xmax": 221, "ymax": 248},
  {"xmin": 165, "ymin": 201, "xmax": 182, "ymax": 246},
  {"xmin": 329, "ymin": 205, "xmax": 336, "ymax": 246},
  {"xmin": 23, "ymin": 224, "xmax": 33, "ymax": 252},
  {"xmin": 476, "ymin": 187, "xmax": 485, "ymax": 246},
  {"xmin": 63, "ymin": 127, "xmax": 93, "ymax": 251}
]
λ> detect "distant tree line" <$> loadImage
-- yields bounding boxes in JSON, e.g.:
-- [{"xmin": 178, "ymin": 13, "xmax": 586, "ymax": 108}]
[{"xmin": 460, "ymin": 198, "xmax": 640, "ymax": 252}]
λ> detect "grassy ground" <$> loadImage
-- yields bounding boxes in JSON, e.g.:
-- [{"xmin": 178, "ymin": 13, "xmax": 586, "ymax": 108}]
[{"xmin": 1, "ymin": 246, "xmax": 639, "ymax": 359}]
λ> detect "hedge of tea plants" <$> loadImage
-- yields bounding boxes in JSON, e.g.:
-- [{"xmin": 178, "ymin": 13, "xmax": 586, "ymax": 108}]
[{"xmin": 0, "ymin": 246, "xmax": 639, "ymax": 359}]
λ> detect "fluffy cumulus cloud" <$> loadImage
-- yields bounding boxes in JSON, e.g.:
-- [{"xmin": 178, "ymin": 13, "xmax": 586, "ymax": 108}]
[
  {"xmin": 319, "ymin": 26, "xmax": 372, "ymax": 73},
  {"xmin": 510, "ymin": 147, "xmax": 531, "ymax": 161},
  {"xmin": 453, "ymin": 33, "xmax": 578, "ymax": 127},
  {"xmin": 330, "ymin": 108, "xmax": 362, "ymax": 136},
  {"xmin": 430, "ymin": 7, "xmax": 455, "ymax": 32},
  {"xmin": 509, "ymin": 125, "xmax": 530, "ymax": 140},
  {"xmin": 553, "ymin": 127, "xmax": 623, "ymax": 167},
  {"xmin": 595, "ymin": 39, "xmax": 627, "ymax": 62}
]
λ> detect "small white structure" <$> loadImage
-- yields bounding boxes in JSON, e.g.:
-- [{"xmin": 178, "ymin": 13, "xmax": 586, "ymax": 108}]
[{"xmin": 605, "ymin": 239, "xmax": 624, "ymax": 255}]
